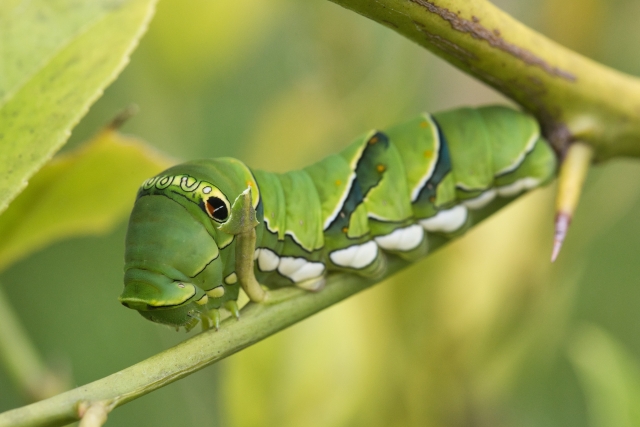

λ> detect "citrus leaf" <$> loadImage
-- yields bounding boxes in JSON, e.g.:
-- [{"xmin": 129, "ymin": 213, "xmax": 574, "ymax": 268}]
[
  {"xmin": 0, "ymin": 129, "xmax": 172, "ymax": 272},
  {"xmin": 0, "ymin": 0, "xmax": 157, "ymax": 215}
]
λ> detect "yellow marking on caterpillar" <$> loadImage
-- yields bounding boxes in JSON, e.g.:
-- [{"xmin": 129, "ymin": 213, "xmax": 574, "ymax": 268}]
[
  {"xmin": 423, "ymin": 149, "xmax": 433, "ymax": 158},
  {"xmin": 376, "ymin": 164, "xmax": 386, "ymax": 173},
  {"xmin": 207, "ymin": 286, "xmax": 225, "ymax": 298}
]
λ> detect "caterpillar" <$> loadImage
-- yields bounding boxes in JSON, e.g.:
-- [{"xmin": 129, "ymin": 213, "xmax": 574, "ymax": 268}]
[{"xmin": 119, "ymin": 105, "xmax": 557, "ymax": 330}]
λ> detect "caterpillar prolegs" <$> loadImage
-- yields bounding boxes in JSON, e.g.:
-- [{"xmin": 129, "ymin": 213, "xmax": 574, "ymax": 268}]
[{"xmin": 119, "ymin": 106, "xmax": 557, "ymax": 330}]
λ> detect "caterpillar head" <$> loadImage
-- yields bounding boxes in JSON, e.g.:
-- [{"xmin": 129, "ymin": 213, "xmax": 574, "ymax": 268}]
[{"xmin": 119, "ymin": 159, "xmax": 259, "ymax": 330}]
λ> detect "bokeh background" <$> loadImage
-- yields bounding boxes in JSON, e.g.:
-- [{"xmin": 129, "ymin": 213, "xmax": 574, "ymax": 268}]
[{"xmin": 3, "ymin": 0, "xmax": 640, "ymax": 425}]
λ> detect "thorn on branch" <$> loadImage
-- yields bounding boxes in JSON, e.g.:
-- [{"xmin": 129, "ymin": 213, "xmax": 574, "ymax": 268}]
[{"xmin": 552, "ymin": 141, "xmax": 593, "ymax": 262}]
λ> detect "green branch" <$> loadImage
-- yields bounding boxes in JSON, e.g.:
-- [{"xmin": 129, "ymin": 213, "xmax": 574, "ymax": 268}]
[
  {"xmin": 0, "ymin": 260, "xmax": 408, "ymax": 427},
  {"xmin": 3, "ymin": 0, "xmax": 639, "ymax": 425},
  {"xmin": 0, "ymin": 203, "xmax": 505, "ymax": 427},
  {"xmin": 328, "ymin": 0, "xmax": 640, "ymax": 160}
]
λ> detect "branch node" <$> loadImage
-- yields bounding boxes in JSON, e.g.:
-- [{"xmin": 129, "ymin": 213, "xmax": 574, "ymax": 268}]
[{"xmin": 78, "ymin": 401, "xmax": 111, "ymax": 427}]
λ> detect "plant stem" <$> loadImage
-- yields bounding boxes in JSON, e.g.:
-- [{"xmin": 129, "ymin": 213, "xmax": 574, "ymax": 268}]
[
  {"xmin": 0, "ymin": 259, "xmax": 409, "ymax": 427},
  {"xmin": 0, "ymin": 198, "xmax": 512, "ymax": 426},
  {"xmin": 5, "ymin": 0, "xmax": 640, "ymax": 425},
  {"xmin": 328, "ymin": 0, "xmax": 640, "ymax": 160},
  {"xmin": 0, "ymin": 286, "xmax": 69, "ymax": 402}
]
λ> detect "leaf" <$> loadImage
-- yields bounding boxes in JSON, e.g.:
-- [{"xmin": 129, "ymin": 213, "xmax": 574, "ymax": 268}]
[
  {"xmin": 567, "ymin": 324, "xmax": 640, "ymax": 427},
  {"xmin": 0, "ymin": 0, "xmax": 158, "ymax": 215},
  {"xmin": 0, "ymin": 128, "xmax": 172, "ymax": 272}
]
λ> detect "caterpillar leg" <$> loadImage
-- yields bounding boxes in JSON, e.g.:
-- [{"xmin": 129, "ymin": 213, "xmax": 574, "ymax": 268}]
[
  {"xmin": 200, "ymin": 314, "xmax": 212, "ymax": 332},
  {"xmin": 242, "ymin": 274, "xmax": 324, "ymax": 306},
  {"xmin": 224, "ymin": 300, "xmax": 241, "ymax": 319},
  {"xmin": 198, "ymin": 308, "xmax": 223, "ymax": 332},
  {"xmin": 365, "ymin": 250, "xmax": 388, "ymax": 280}
]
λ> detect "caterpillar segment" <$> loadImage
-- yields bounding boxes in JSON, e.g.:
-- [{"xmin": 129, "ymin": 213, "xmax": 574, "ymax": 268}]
[{"xmin": 119, "ymin": 105, "xmax": 557, "ymax": 331}]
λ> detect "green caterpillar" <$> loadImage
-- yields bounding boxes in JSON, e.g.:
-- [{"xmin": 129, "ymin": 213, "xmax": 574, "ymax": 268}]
[{"xmin": 119, "ymin": 105, "xmax": 557, "ymax": 330}]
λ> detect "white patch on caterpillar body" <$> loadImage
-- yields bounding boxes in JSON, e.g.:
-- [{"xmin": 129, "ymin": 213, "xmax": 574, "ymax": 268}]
[
  {"xmin": 330, "ymin": 241, "xmax": 378, "ymax": 269},
  {"xmin": 277, "ymin": 257, "xmax": 325, "ymax": 282},
  {"xmin": 224, "ymin": 273, "xmax": 237, "ymax": 285},
  {"xmin": 254, "ymin": 248, "xmax": 279, "ymax": 272},
  {"xmin": 420, "ymin": 206, "xmax": 468, "ymax": 233},
  {"xmin": 463, "ymin": 189, "xmax": 497, "ymax": 209},
  {"xmin": 496, "ymin": 178, "xmax": 540, "ymax": 197},
  {"xmin": 374, "ymin": 225, "xmax": 424, "ymax": 251}
]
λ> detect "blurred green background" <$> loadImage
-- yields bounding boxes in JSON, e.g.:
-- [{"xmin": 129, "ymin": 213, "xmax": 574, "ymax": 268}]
[{"xmin": 3, "ymin": 0, "xmax": 640, "ymax": 425}]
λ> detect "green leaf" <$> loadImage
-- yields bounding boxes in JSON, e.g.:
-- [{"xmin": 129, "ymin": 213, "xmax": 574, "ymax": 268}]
[
  {"xmin": 0, "ymin": 128, "xmax": 172, "ymax": 272},
  {"xmin": 0, "ymin": 0, "xmax": 158, "ymax": 215}
]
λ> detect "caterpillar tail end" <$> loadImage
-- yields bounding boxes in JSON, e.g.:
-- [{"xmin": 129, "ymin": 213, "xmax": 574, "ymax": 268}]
[{"xmin": 551, "ymin": 141, "xmax": 593, "ymax": 263}]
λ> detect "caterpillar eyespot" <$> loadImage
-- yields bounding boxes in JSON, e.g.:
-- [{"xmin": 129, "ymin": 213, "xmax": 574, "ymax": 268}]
[
  {"xmin": 119, "ymin": 105, "xmax": 557, "ymax": 330},
  {"xmin": 205, "ymin": 196, "xmax": 229, "ymax": 222}
]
